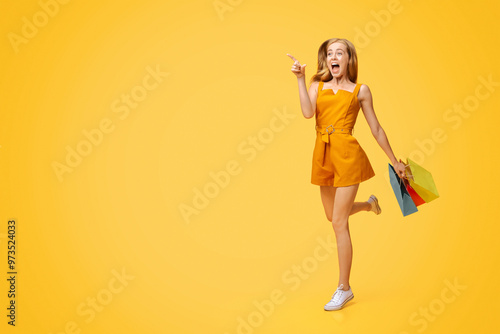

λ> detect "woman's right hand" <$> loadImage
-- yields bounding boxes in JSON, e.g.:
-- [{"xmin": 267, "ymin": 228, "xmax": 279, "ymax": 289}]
[
  {"xmin": 394, "ymin": 159, "xmax": 408, "ymax": 180},
  {"xmin": 287, "ymin": 53, "xmax": 306, "ymax": 79}
]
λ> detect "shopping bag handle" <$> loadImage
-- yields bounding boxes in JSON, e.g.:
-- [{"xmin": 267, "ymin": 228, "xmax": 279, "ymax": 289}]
[{"xmin": 399, "ymin": 158, "xmax": 414, "ymax": 181}]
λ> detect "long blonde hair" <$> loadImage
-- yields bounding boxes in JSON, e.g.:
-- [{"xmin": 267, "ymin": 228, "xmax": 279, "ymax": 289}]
[{"xmin": 309, "ymin": 38, "xmax": 358, "ymax": 85}]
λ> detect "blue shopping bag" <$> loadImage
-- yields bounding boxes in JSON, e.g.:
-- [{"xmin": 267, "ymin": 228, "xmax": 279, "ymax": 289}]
[{"xmin": 389, "ymin": 163, "xmax": 418, "ymax": 217}]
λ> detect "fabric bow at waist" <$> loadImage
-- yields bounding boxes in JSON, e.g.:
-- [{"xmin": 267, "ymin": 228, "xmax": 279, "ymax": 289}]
[{"xmin": 315, "ymin": 124, "xmax": 353, "ymax": 143}]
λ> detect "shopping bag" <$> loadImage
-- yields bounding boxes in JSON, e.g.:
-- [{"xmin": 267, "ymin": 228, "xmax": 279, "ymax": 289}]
[
  {"xmin": 404, "ymin": 158, "xmax": 439, "ymax": 203},
  {"xmin": 389, "ymin": 163, "xmax": 418, "ymax": 216},
  {"xmin": 405, "ymin": 182, "xmax": 426, "ymax": 206}
]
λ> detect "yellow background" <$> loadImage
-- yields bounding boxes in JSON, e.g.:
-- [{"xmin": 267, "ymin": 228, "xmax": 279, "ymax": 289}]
[{"xmin": 1, "ymin": 0, "xmax": 499, "ymax": 333}]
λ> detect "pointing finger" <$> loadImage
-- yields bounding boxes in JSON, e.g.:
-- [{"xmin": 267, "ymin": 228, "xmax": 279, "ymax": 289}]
[{"xmin": 287, "ymin": 53, "xmax": 299, "ymax": 63}]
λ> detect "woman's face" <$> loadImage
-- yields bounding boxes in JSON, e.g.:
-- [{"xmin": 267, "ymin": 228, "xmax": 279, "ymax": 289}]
[{"xmin": 327, "ymin": 42, "xmax": 348, "ymax": 78}]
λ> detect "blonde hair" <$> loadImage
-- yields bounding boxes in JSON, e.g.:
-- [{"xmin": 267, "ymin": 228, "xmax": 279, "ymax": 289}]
[{"xmin": 309, "ymin": 38, "xmax": 358, "ymax": 85}]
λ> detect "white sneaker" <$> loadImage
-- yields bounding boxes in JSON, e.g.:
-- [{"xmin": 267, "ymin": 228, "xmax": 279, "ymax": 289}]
[
  {"xmin": 367, "ymin": 195, "xmax": 381, "ymax": 215},
  {"xmin": 324, "ymin": 284, "xmax": 354, "ymax": 311}
]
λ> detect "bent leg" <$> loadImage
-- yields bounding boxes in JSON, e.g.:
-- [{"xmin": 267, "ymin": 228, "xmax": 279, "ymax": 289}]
[
  {"xmin": 350, "ymin": 201, "xmax": 371, "ymax": 215},
  {"xmin": 320, "ymin": 185, "xmax": 370, "ymax": 221}
]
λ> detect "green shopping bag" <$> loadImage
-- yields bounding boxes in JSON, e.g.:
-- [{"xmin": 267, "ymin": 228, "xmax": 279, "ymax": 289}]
[
  {"xmin": 389, "ymin": 163, "xmax": 418, "ymax": 217},
  {"xmin": 404, "ymin": 158, "xmax": 439, "ymax": 203}
]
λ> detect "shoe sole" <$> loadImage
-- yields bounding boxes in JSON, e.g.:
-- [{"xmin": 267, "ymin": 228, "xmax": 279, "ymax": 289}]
[
  {"xmin": 370, "ymin": 195, "xmax": 381, "ymax": 215},
  {"xmin": 324, "ymin": 294, "xmax": 354, "ymax": 311}
]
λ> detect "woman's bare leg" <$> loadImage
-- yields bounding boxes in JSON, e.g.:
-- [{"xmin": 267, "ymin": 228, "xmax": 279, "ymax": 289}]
[
  {"xmin": 319, "ymin": 184, "xmax": 360, "ymax": 289},
  {"xmin": 332, "ymin": 183, "xmax": 359, "ymax": 290},
  {"xmin": 320, "ymin": 186, "xmax": 337, "ymax": 222},
  {"xmin": 350, "ymin": 201, "xmax": 371, "ymax": 215},
  {"xmin": 319, "ymin": 186, "xmax": 370, "ymax": 221}
]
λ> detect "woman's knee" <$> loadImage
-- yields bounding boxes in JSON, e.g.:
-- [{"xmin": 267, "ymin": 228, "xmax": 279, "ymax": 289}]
[{"xmin": 331, "ymin": 216, "xmax": 348, "ymax": 232}]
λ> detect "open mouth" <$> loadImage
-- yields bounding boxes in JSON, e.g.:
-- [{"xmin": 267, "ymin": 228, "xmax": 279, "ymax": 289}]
[{"xmin": 332, "ymin": 64, "xmax": 340, "ymax": 73}]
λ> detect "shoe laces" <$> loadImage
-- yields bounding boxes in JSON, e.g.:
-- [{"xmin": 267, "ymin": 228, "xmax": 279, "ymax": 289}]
[{"xmin": 331, "ymin": 284, "xmax": 345, "ymax": 303}]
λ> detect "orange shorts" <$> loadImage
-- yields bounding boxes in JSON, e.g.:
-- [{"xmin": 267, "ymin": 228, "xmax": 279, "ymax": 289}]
[{"xmin": 311, "ymin": 129, "xmax": 375, "ymax": 187}]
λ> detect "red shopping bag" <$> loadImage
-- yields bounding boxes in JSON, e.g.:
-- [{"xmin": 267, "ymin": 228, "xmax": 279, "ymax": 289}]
[{"xmin": 405, "ymin": 182, "xmax": 426, "ymax": 206}]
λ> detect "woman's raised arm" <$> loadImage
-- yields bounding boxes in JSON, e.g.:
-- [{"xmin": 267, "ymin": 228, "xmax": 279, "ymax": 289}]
[{"xmin": 287, "ymin": 53, "xmax": 318, "ymax": 119}]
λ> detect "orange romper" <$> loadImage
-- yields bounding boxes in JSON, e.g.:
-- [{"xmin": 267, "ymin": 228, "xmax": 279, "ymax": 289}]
[{"xmin": 311, "ymin": 81, "xmax": 375, "ymax": 187}]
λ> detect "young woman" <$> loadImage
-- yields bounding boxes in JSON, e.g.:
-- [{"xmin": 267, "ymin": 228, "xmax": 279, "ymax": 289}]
[{"xmin": 287, "ymin": 38, "xmax": 407, "ymax": 311}]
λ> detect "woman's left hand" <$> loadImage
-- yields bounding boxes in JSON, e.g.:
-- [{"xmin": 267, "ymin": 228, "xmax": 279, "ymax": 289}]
[{"xmin": 393, "ymin": 159, "xmax": 407, "ymax": 179}]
